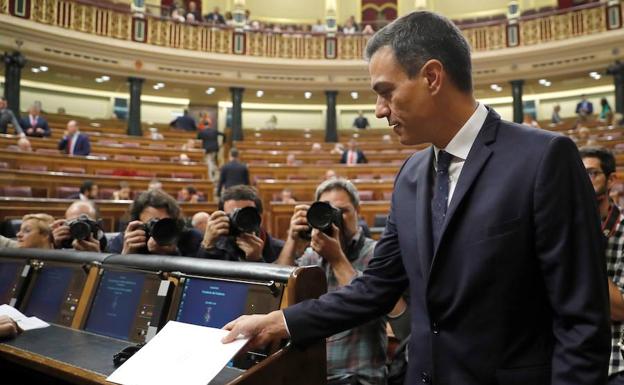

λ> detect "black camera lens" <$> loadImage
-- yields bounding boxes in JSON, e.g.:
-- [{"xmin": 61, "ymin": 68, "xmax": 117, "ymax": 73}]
[
  {"xmin": 307, "ymin": 201, "xmax": 338, "ymax": 232},
  {"xmin": 229, "ymin": 207, "xmax": 261, "ymax": 236},
  {"xmin": 68, "ymin": 215, "xmax": 94, "ymax": 241},
  {"xmin": 145, "ymin": 218, "xmax": 180, "ymax": 246}
]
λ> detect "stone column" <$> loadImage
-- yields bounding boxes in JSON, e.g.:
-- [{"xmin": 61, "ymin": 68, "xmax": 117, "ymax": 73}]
[
  {"xmin": 608, "ymin": 60, "xmax": 624, "ymax": 114},
  {"xmin": 230, "ymin": 87, "xmax": 245, "ymax": 141},
  {"xmin": 510, "ymin": 79, "xmax": 524, "ymax": 124},
  {"xmin": 2, "ymin": 51, "xmax": 26, "ymax": 115},
  {"xmin": 325, "ymin": 90, "xmax": 338, "ymax": 142},
  {"xmin": 127, "ymin": 77, "xmax": 144, "ymax": 136}
]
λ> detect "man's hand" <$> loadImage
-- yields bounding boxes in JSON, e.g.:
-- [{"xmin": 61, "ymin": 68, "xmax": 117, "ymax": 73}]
[
  {"xmin": 122, "ymin": 221, "xmax": 147, "ymax": 254},
  {"xmin": 146, "ymin": 237, "xmax": 178, "ymax": 255},
  {"xmin": 26, "ymin": 128, "xmax": 34, "ymax": 135},
  {"xmin": 236, "ymin": 233, "xmax": 264, "ymax": 261},
  {"xmin": 287, "ymin": 204, "xmax": 311, "ymax": 250},
  {"xmin": 0, "ymin": 315, "xmax": 21, "ymax": 339},
  {"xmin": 51, "ymin": 219, "xmax": 70, "ymax": 248},
  {"xmin": 222, "ymin": 310, "xmax": 289, "ymax": 349},
  {"xmin": 73, "ymin": 235, "xmax": 101, "ymax": 252},
  {"xmin": 202, "ymin": 211, "xmax": 230, "ymax": 249},
  {"xmin": 35, "ymin": 127, "xmax": 44, "ymax": 135},
  {"xmin": 310, "ymin": 224, "xmax": 346, "ymax": 265}
]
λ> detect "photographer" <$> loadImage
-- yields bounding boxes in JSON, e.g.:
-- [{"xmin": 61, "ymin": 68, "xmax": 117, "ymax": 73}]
[
  {"xmin": 276, "ymin": 178, "xmax": 399, "ymax": 385},
  {"xmin": 108, "ymin": 189, "xmax": 202, "ymax": 257},
  {"xmin": 199, "ymin": 185, "xmax": 283, "ymax": 262},
  {"xmin": 51, "ymin": 201, "xmax": 106, "ymax": 252}
]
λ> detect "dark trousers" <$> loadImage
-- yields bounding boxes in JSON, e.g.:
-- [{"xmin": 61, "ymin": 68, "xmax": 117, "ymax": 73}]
[{"xmin": 609, "ymin": 372, "xmax": 624, "ymax": 385}]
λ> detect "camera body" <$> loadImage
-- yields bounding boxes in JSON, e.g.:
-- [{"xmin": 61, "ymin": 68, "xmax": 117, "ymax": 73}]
[
  {"xmin": 228, "ymin": 206, "xmax": 261, "ymax": 236},
  {"xmin": 62, "ymin": 214, "xmax": 103, "ymax": 248},
  {"xmin": 300, "ymin": 201, "xmax": 343, "ymax": 240},
  {"xmin": 143, "ymin": 218, "xmax": 182, "ymax": 246}
]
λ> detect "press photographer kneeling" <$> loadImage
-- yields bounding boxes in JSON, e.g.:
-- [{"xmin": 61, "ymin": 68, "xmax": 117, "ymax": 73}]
[
  {"xmin": 199, "ymin": 185, "xmax": 283, "ymax": 262},
  {"xmin": 108, "ymin": 189, "xmax": 203, "ymax": 257},
  {"xmin": 51, "ymin": 201, "xmax": 107, "ymax": 252}
]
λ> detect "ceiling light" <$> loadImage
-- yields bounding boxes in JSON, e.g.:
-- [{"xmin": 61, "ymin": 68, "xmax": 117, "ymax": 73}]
[
  {"xmin": 206, "ymin": 87, "xmax": 216, "ymax": 95},
  {"xmin": 31, "ymin": 68, "xmax": 40, "ymax": 73},
  {"xmin": 256, "ymin": 90, "xmax": 264, "ymax": 97},
  {"xmin": 95, "ymin": 78, "xmax": 104, "ymax": 83},
  {"xmin": 153, "ymin": 85, "xmax": 161, "ymax": 90},
  {"xmin": 350, "ymin": 91, "xmax": 359, "ymax": 100},
  {"xmin": 538, "ymin": 79, "xmax": 547, "ymax": 85},
  {"xmin": 544, "ymin": 81, "xmax": 552, "ymax": 87},
  {"xmin": 39, "ymin": 66, "xmax": 48, "ymax": 72},
  {"xmin": 156, "ymin": 82, "xmax": 165, "ymax": 87},
  {"xmin": 304, "ymin": 91, "xmax": 312, "ymax": 99},
  {"xmin": 100, "ymin": 75, "xmax": 110, "ymax": 81}
]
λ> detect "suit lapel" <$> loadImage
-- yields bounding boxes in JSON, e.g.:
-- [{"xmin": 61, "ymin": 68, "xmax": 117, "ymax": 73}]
[
  {"xmin": 431, "ymin": 111, "xmax": 500, "ymax": 259},
  {"xmin": 415, "ymin": 147, "xmax": 435, "ymax": 278}
]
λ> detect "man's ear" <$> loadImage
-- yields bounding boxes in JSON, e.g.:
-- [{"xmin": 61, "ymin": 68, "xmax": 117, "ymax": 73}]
[
  {"xmin": 421, "ymin": 59, "xmax": 443, "ymax": 95},
  {"xmin": 608, "ymin": 172, "xmax": 617, "ymax": 191}
]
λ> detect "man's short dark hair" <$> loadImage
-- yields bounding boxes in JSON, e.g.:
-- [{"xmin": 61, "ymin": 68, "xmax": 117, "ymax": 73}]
[
  {"xmin": 579, "ymin": 146, "xmax": 616, "ymax": 176},
  {"xmin": 80, "ymin": 180, "xmax": 96, "ymax": 194},
  {"xmin": 218, "ymin": 185, "xmax": 263, "ymax": 214},
  {"xmin": 365, "ymin": 11, "xmax": 473, "ymax": 93},
  {"xmin": 186, "ymin": 186, "xmax": 197, "ymax": 195},
  {"xmin": 230, "ymin": 148, "xmax": 239, "ymax": 158},
  {"xmin": 129, "ymin": 189, "xmax": 182, "ymax": 221}
]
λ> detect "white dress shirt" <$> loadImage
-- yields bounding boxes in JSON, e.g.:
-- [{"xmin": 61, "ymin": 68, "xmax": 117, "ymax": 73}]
[{"xmin": 433, "ymin": 103, "xmax": 488, "ymax": 206}]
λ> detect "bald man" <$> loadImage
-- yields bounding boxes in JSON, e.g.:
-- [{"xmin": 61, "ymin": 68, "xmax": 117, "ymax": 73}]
[
  {"xmin": 191, "ymin": 211, "xmax": 210, "ymax": 234},
  {"xmin": 51, "ymin": 200, "xmax": 105, "ymax": 252}
]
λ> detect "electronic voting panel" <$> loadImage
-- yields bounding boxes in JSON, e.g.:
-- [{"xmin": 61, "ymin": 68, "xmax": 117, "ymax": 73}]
[
  {"xmin": 19, "ymin": 261, "xmax": 88, "ymax": 326},
  {"xmin": 83, "ymin": 268, "xmax": 166, "ymax": 343},
  {"xmin": 0, "ymin": 258, "xmax": 30, "ymax": 307}
]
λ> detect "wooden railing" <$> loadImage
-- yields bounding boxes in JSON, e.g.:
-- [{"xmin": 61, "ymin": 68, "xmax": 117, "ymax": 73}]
[{"xmin": 1, "ymin": 0, "xmax": 621, "ymax": 57}]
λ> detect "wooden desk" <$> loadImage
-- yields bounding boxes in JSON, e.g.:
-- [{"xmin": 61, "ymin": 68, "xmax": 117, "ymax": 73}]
[
  {"xmin": 249, "ymin": 164, "xmax": 402, "ymax": 181},
  {"xmin": 0, "ymin": 198, "xmax": 217, "ymax": 232},
  {"xmin": 0, "ymin": 149, "xmax": 209, "ymax": 179},
  {"xmin": 0, "ymin": 169, "xmax": 214, "ymax": 201}
]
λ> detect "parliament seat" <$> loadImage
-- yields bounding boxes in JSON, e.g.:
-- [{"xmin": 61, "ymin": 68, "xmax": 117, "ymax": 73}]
[
  {"xmin": 2, "ymin": 186, "xmax": 33, "ymax": 197},
  {"xmin": 56, "ymin": 186, "xmax": 80, "ymax": 198},
  {"xmin": 58, "ymin": 166, "xmax": 86, "ymax": 174},
  {"xmin": 19, "ymin": 165, "xmax": 48, "ymax": 172}
]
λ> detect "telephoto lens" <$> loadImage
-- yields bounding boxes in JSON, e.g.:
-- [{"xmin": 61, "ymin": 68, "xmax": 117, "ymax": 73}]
[
  {"xmin": 67, "ymin": 214, "xmax": 98, "ymax": 241},
  {"xmin": 228, "ymin": 206, "xmax": 261, "ymax": 236},
  {"xmin": 144, "ymin": 218, "xmax": 181, "ymax": 246},
  {"xmin": 305, "ymin": 201, "xmax": 343, "ymax": 237}
]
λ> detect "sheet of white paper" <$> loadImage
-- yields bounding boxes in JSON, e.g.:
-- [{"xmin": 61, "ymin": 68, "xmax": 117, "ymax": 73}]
[
  {"xmin": 107, "ymin": 321, "xmax": 249, "ymax": 385},
  {"xmin": 0, "ymin": 304, "xmax": 49, "ymax": 331}
]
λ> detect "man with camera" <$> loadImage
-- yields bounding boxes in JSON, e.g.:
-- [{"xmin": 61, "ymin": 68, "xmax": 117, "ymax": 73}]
[
  {"xmin": 107, "ymin": 189, "xmax": 203, "ymax": 257},
  {"xmin": 275, "ymin": 178, "xmax": 389, "ymax": 385},
  {"xmin": 199, "ymin": 185, "xmax": 283, "ymax": 263},
  {"xmin": 51, "ymin": 200, "xmax": 106, "ymax": 252}
]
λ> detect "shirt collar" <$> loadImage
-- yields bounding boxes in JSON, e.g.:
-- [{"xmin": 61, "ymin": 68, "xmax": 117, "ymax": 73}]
[{"xmin": 434, "ymin": 102, "xmax": 488, "ymax": 162}]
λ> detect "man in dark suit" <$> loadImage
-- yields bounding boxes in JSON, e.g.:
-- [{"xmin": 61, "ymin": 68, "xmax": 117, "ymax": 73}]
[
  {"xmin": 222, "ymin": 11, "xmax": 610, "ymax": 385},
  {"xmin": 0, "ymin": 96, "xmax": 24, "ymax": 136},
  {"xmin": 340, "ymin": 139, "xmax": 368, "ymax": 164},
  {"xmin": 20, "ymin": 105, "xmax": 50, "ymax": 137},
  {"xmin": 217, "ymin": 148, "xmax": 249, "ymax": 197},
  {"xmin": 58, "ymin": 120, "xmax": 91, "ymax": 156},
  {"xmin": 169, "ymin": 111, "xmax": 197, "ymax": 131},
  {"xmin": 576, "ymin": 94, "xmax": 594, "ymax": 119}
]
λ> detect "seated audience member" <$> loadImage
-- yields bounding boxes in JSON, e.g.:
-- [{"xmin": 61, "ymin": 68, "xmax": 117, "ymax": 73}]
[
  {"xmin": 0, "ymin": 96, "xmax": 24, "ymax": 136},
  {"xmin": 522, "ymin": 113, "xmax": 541, "ymax": 128},
  {"xmin": 340, "ymin": 139, "xmax": 368, "ymax": 164},
  {"xmin": 276, "ymin": 179, "xmax": 395, "ymax": 384},
  {"xmin": 218, "ymin": 148, "xmax": 250, "ymax": 197},
  {"xmin": 191, "ymin": 211, "xmax": 210, "ymax": 234},
  {"xmin": 0, "ymin": 235, "xmax": 17, "ymax": 248},
  {"xmin": 0, "ymin": 315, "xmax": 21, "ymax": 339},
  {"xmin": 286, "ymin": 153, "xmax": 298, "ymax": 166},
  {"xmin": 16, "ymin": 213, "xmax": 54, "ymax": 249},
  {"xmin": 330, "ymin": 143, "xmax": 344, "ymax": 155},
  {"xmin": 113, "ymin": 182, "xmax": 132, "ymax": 200},
  {"xmin": 148, "ymin": 179, "xmax": 163, "ymax": 191},
  {"xmin": 58, "ymin": 120, "xmax": 91, "ymax": 156},
  {"xmin": 108, "ymin": 189, "xmax": 202, "ymax": 257},
  {"xmin": 20, "ymin": 104, "xmax": 50, "ymax": 137},
  {"xmin": 149, "ymin": 127, "xmax": 164, "ymax": 140},
  {"xmin": 169, "ymin": 112, "xmax": 197, "ymax": 131},
  {"xmin": 199, "ymin": 185, "xmax": 284, "ymax": 263},
  {"xmin": 551, "ymin": 104, "xmax": 562, "ymax": 125},
  {"xmin": 325, "ymin": 169, "xmax": 337, "ymax": 180},
  {"xmin": 70, "ymin": 180, "xmax": 98, "ymax": 201},
  {"xmin": 17, "ymin": 137, "xmax": 32, "ymax": 152},
  {"xmin": 178, "ymin": 186, "xmax": 200, "ymax": 203},
  {"xmin": 576, "ymin": 94, "xmax": 594, "ymax": 122},
  {"xmin": 51, "ymin": 200, "xmax": 106, "ymax": 252},
  {"xmin": 352, "ymin": 111, "xmax": 370, "ymax": 129},
  {"xmin": 280, "ymin": 188, "xmax": 296, "ymax": 203},
  {"xmin": 311, "ymin": 142, "xmax": 322, "ymax": 153}
]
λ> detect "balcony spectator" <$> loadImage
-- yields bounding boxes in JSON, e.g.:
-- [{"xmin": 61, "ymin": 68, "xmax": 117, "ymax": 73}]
[
  {"xmin": 58, "ymin": 120, "xmax": 91, "ymax": 156},
  {"xmin": 185, "ymin": 12, "xmax": 196, "ymax": 23},
  {"xmin": 362, "ymin": 24, "xmax": 375, "ymax": 34},
  {"xmin": 342, "ymin": 19, "xmax": 357, "ymax": 34},
  {"xmin": 0, "ymin": 96, "xmax": 24, "ymax": 136},
  {"xmin": 187, "ymin": 1, "xmax": 201, "ymax": 21},
  {"xmin": 16, "ymin": 213, "xmax": 54, "ymax": 249},
  {"xmin": 204, "ymin": 6, "xmax": 225, "ymax": 25},
  {"xmin": 551, "ymin": 104, "xmax": 562, "ymax": 125},
  {"xmin": 599, "ymin": 98, "xmax": 613, "ymax": 123},
  {"xmin": 225, "ymin": 11, "xmax": 234, "ymax": 26},
  {"xmin": 171, "ymin": 8, "xmax": 185, "ymax": 22},
  {"xmin": 311, "ymin": 19, "xmax": 325, "ymax": 33},
  {"xmin": 20, "ymin": 104, "xmax": 50, "ymax": 137}
]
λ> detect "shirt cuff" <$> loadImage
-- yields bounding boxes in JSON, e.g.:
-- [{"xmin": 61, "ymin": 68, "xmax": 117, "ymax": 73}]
[{"xmin": 281, "ymin": 311, "xmax": 291, "ymax": 337}]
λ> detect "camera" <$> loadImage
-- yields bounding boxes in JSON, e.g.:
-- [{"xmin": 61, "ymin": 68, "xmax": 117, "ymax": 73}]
[
  {"xmin": 299, "ymin": 201, "xmax": 343, "ymax": 240},
  {"xmin": 144, "ymin": 218, "xmax": 182, "ymax": 246},
  {"xmin": 62, "ymin": 214, "xmax": 103, "ymax": 248},
  {"xmin": 228, "ymin": 207, "xmax": 261, "ymax": 236}
]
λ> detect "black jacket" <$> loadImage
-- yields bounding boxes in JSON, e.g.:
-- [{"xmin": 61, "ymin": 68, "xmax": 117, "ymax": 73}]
[{"xmin": 217, "ymin": 160, "xmax": 249, "ymax": 196}]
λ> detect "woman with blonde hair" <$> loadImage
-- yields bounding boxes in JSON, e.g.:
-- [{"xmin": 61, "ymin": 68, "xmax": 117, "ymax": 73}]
[{"xmin": 16, "ymin": 213, "xmax": 54, "ymax": 249}]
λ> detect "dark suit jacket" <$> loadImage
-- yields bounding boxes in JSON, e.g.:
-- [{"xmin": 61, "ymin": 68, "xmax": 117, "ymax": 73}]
[
  {"xmin": 340, "ymin": 149, "xmax": 368, "ymax": 164},
  {"xmin": 170, "ymin": 115, "xmax": 197, "ymax": 131},
  {"xmin": 576, "ymin": 100, "xmax": 594, "ymax": 114},
  {"xmin": 20, "ymin": 115, "xmax": 50, "ymax": 137},
  {"xmin": 283, "ymin": 109, "xmax": 610, "ymax": 385},
  {"xmin": 58, "ymin": 133, "xmax": 91, "ymax": 156},
  {"xmin": 204, "ymin": 12, "xmax": 225, "ymax": 24},
  {"xmin": 197, "ymin": 128, "xmax": 225, "ymax": 153},
  {"xmin": 217, "ymin": 160, "xmax": 249, "ymax": 196}
]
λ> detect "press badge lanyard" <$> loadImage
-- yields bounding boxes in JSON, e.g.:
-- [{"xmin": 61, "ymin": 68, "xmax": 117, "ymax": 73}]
[{"xmin": 602, "ymin": 203, "xmax": 621, "ymax": 239}]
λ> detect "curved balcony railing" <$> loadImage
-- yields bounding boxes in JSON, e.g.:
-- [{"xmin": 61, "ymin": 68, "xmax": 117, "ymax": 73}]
[{"xmin": 0, "ymin": 0, "xmax": 622, "ymax": 59}]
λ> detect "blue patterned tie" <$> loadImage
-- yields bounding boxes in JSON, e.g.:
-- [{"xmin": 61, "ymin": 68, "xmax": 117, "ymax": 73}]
[{"xmin": 431, "ymin": 150, "xmax": 453, "ymax": 248}]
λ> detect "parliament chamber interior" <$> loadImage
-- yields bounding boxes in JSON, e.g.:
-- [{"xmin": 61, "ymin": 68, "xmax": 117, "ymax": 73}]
[{"xmin": 0, "ymin": 0, "xmax": 623, "ymax": 384}]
